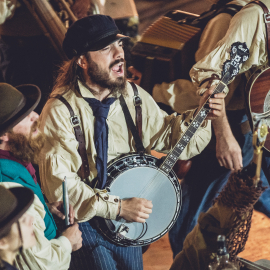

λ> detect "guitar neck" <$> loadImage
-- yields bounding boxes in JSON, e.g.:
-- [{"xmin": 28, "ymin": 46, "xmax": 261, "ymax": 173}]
[{"xmin": 159, "ymin": 72, "xmax": 231, "ymax": 175}]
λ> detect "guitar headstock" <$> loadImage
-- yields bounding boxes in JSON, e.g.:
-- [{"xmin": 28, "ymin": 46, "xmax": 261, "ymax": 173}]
[{"xmin": 221, "ymin": 42, "xmax": 249, "ymax": 81}]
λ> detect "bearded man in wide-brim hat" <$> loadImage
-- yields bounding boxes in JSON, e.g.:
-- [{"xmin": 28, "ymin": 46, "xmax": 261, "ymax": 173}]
[{"xmin": 0, "ymin": 83, "xmax": 82, "ymax": 270}]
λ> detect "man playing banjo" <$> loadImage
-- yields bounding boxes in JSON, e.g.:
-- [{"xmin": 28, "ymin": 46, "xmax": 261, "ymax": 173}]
[{"xmin": 38, "ymin": 15, "xmax": 226, "ymax": 270}]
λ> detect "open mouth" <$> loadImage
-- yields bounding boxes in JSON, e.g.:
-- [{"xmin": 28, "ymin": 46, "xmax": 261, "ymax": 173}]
[{"xmin": 111, "ymin": 62, "xmax": 124, "ymax": 76}]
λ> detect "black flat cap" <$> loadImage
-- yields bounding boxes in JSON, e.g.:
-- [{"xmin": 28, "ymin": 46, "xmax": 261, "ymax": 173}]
[{"xmin": 63, "ymin": 15, "xmax": 129, "ymax": 59}]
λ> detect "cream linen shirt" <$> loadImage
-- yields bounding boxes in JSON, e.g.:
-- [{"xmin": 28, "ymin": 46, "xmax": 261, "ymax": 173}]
[
  {"xmin": 39, "ymin": 81, "xmax": 211, "ymax": 222},
  {"xmin": 190, "ymin": 0, "xmax": 269, "ymax": 103},
  {"xmin": 0, "ymin": 182, "xmax": 72, "ymax": 270},
  {"xmin": 152, "ymin": 0, "xmax": 251, "ymax": 113}
]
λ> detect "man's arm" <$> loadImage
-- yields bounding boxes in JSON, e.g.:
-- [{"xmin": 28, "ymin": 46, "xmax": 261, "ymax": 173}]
[
  {"xmin": 190, "ymin": 4, "xmax": 266, "ymax": 89},
  {"xmin": 212, "ymin": 114, "xmax": 243, "ymax": 171},
  {"xmin": 195, "ymin": 12, "xmax": 233, "ymax": 62},
  {"xmin": 190, "ymin": 4, "xmax": 267, "ymax": 171}
]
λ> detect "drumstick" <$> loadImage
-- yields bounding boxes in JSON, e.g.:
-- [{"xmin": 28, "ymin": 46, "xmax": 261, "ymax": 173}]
[{"xmin": 62, "ymin": 176, "xmax": 70, "ymax": 226}]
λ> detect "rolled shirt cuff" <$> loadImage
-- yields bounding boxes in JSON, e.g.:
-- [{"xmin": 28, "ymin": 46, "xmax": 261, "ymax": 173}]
[
  {"xmin": 198, "ymin": 79, "xmax": 229, "ymax": 96},
  {"xmin": 95, "ymin": 189, "xmax": 120, "ymax": 220},
  {"xmin": 57, "ymin": 236, "xmax": 72, "ymax": 254}
]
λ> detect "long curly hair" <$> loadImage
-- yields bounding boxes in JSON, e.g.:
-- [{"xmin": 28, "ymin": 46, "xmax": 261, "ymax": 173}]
[{"xmin": 51, "ymin": 57, "xmax": 82, "ymax": 95}]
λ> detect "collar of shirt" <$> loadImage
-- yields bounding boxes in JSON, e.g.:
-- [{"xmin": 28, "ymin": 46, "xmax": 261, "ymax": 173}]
[
  {"xmin": 77, "ymin": 80, "xmax": 122, "ymax": 100},
  {"xmin": 0, "ymin": 149, "xmax": 37, "ymax": 184}
]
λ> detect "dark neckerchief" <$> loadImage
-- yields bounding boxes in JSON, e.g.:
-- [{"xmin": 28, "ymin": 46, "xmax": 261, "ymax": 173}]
[
  {"xmin": 75, "ymin": 81, "xmax": 118, "ymax": 189},
  {"xmin": 83, "ymin": 97, "xmax": 116, "ymax": 189}
]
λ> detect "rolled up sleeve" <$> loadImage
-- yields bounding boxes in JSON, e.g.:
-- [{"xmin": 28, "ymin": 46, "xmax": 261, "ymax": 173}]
[{"xmin": 190, "ymin": 3, "xmax": 267, "ymax": 92}]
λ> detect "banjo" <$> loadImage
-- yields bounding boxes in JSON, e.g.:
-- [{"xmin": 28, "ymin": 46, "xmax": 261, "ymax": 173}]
[{"xmin": 95, "ymin": 42, "xmax": 250, "ymax": 247}]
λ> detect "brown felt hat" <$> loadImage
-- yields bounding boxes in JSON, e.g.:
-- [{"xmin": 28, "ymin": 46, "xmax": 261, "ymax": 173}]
[
  {"xmin": 0, "ymin": 186, "xmax": 34, "ymax": 239},
  {"xmin": 0, "ymin": 83, "xmax": 41, "ymax": 137}
]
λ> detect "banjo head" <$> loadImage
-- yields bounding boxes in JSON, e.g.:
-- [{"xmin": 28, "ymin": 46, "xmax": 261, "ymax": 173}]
[{"xmin": 97, "ymin": 154, "xmax": 181, "ymax": 247}]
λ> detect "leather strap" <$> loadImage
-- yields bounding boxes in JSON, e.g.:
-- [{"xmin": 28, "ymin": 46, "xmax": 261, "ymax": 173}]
[
  {"xmin": 53, "ymin": 95, "xmax": 90, "ymax": 180},
  {"xmin": 252, "ymin": 1, "xmax": 270, "ymax": 60},
  {"xmin": 119, "ymin": 94, "xmax": 145, "ymax": 155},
  {"xmin": 129, "ymin": 82, "xmax": 143, "ymax": 140}
]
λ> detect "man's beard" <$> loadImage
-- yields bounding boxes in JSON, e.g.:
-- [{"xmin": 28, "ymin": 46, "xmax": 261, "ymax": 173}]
[
  {"xmin": 8, "ymin": 121, "xmax": 45, "ymax": 164},
  {"xmin": 86, "ymin": 58, "xmax": 127, "ymax": 97}
]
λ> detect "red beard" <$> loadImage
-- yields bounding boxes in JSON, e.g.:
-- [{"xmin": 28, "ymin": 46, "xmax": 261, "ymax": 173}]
[{"xmin": 8, "ymin": 121, "xmax": 45, "ymax": 164}]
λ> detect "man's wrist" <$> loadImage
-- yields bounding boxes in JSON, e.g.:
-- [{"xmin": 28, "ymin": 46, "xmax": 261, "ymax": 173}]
[
  {"xmin": 116, "ymin": 199, "xmax": 122, "ymax": 220},
  {"xmin": 212, "ymin": 114, "xmax": 232, "ymax": 136}
]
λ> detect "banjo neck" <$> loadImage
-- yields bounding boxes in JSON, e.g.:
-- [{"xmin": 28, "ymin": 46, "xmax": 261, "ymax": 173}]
[{"xmin": 159, "ymin": 72, "xmax": 231, "ymax": 175}]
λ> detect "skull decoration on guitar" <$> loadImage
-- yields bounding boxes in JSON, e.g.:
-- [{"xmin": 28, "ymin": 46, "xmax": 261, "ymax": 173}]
[{"xmin": 95, "ymin": 42, "xmax": 250, "ymax": 247}]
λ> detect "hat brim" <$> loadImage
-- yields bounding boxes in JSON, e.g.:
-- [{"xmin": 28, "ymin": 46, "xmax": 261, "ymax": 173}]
[
  {"xmin": 0, "ymin": 187, "xmax": 34, "ymax": 238},
  {"xmin": 0, "ymin": 84, "xmax": 41, "ymax": 137},
  {"xmin": 87, "ymin": 33, "xmax": 130, "ymax": 51}
]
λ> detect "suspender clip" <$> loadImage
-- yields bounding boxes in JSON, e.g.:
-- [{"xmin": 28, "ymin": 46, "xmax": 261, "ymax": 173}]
[
  {"xmin": 133, "ymin": 95, "xmax": 142, "ymax": 107},
  {"xmin": 264, "ymin": 13, "xmax": 270, "ymax": 23},
  {"xmin": 70, "ymin": 115, "xmax": 81, "ymax": 127}
]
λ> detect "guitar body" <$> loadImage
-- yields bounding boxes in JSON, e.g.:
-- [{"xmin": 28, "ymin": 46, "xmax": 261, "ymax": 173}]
[
  {"xmin": 95, "ymin": 154, "xmax": 182, "ymax": 247},
  {"xmin": 245, "ymin": 67, "xmax": 270, "ymax": 152}
]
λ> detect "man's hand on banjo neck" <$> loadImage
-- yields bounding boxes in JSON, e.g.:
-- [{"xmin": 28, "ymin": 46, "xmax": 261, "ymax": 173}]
[
  {"xmin": 196, "ymin": 86, "xmax": 226, "ymax": 120},
  {"xmin": 117, "ymin": 198, "xmax": 153, "ymax": 223}
]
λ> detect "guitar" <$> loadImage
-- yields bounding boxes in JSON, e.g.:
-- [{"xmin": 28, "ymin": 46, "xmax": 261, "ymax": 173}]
[
  {"xmin": 95, "ymin": 42, "xmax": 250, "ymax": 247},
  {"xmin": 245, "ymin": 67, "xmax": 270, "ymax": 152}
]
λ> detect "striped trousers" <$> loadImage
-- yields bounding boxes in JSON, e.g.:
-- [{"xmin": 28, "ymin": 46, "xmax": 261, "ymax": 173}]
[{"xmin": 69, "ymin": 220, "xmax": 143, "ymax": 270}]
